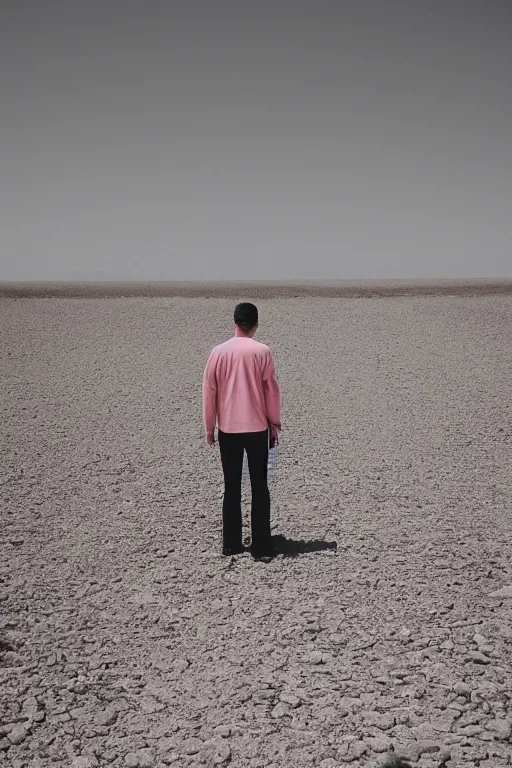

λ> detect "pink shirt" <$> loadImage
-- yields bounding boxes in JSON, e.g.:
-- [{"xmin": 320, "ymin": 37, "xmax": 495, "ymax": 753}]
[{"xmin": 203, "ymin": 336, "xmax": 281, "ymax": 435}]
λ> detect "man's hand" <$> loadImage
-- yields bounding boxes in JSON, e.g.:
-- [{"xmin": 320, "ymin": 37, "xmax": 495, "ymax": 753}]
[
  {"xmin": 206, "ymin": 431, "xmax": 216, "ymax": 445},
  {"xmin": 270, "ymin": 423, "xmax": 280, "ymax": 447}
]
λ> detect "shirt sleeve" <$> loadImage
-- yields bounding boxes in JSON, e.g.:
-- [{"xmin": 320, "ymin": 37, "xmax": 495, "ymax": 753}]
[
  {"xmin": 263, "ymin": 350, "xmax": 281, "ymax": 430},
  {"xmin": 202, "ymin": 350, "xmax": 218, "ymax": 435}
]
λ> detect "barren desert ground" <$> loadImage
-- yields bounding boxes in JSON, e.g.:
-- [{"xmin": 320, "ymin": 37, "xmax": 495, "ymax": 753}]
[{"xmin": 1, "ymin": 292, "xmax": 512, "ymax": 768}]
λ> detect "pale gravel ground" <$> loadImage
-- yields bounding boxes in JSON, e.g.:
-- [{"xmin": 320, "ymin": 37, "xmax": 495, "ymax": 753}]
[{"xmin": 1, "ymin": 295, "xmax": 512, "ymax": 768}]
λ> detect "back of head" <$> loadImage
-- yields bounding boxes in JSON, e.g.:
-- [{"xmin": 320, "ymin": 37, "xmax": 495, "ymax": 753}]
[{"xmin": 234, "ymin": 302, "xmax": 258, "ymax": 333}]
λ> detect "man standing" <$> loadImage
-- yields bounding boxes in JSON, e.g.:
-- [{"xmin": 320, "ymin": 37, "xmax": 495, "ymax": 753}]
[{"xmin": 202, "ymin": 303, "xmax": 281, "ymax": 559}]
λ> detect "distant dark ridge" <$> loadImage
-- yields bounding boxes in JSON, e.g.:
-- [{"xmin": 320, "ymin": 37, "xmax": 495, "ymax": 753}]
[{"xmin": 1, "ymin": 279, "xmax": 512, "ymax": 299}]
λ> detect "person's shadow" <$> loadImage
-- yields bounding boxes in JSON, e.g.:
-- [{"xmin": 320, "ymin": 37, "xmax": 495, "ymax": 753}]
[{"xmin": 269, "ymin": 534, "xmax": 337, "ymax": 559}]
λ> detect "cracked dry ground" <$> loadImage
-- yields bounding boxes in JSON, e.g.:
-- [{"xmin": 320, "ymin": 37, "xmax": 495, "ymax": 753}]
[{"xmin": 1, "ymin": 294, "xmax": 511, "ymax": 768}]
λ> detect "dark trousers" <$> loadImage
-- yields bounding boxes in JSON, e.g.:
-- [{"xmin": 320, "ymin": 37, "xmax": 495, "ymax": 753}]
[{"xmin": 218, "ymin": 428, "xmax": 271, "ymax": 553}]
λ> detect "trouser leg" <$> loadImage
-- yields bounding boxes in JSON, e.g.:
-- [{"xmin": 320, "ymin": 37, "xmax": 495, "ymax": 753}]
[
  {"xmin": 245, "ymin": 429, "xmax": 272, "ymax": 554},
  {"xmin": 218, "ymin": 429, "xmax": 244, "ymax": 551}
]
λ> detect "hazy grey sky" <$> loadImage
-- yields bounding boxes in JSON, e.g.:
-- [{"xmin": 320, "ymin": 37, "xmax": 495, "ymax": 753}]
[{"xmin": 1, "ymin": 1, "xmax": 511, "ymax": 281}]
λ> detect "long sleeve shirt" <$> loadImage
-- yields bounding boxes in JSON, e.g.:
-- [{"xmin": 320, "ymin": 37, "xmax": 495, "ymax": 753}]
[{"xmin": 202, "ymin": 336, "xmax": 281, "ymax": 435}]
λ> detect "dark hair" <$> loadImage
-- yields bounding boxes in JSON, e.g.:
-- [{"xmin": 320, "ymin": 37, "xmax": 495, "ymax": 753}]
[{"xmin": 234, "ymin": 302, "xmax": 258, "ymax": 332}]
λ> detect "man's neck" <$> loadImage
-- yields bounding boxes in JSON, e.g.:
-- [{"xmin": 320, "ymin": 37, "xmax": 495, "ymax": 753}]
[{"xmin": 234, "ymin": 329, "xmax": 253, "ymax": 338}]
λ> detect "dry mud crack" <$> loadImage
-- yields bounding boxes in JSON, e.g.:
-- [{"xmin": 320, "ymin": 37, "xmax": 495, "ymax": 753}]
[{"xmin": 1, "ymin": 295, "xmax": 511, "ymax": 768}]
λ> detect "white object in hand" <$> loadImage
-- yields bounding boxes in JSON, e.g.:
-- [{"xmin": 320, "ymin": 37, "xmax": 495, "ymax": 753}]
[{"xmin": 268, "ymin": 446, "xmax": 278, "ymax": 476}]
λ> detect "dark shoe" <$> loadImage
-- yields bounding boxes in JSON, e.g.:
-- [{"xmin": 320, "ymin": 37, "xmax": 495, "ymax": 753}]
[
  {"xmin": 222, "ymin": 545, "xmax": 245, "ymax": 556},
  {"xmin": 250, "ymin": 545, "xmax": 274, "ymax": 560}
]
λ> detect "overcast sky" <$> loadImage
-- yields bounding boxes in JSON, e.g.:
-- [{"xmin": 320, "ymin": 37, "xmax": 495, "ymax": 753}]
[{"xmin": 1, "ymin": 1, "xmax": 511, "ymax": 281}]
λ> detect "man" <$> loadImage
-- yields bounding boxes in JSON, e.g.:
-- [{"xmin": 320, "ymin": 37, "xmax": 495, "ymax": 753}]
[{"xmin": 202, "ymin": 302, "xmax": 281, "ymax": 559}]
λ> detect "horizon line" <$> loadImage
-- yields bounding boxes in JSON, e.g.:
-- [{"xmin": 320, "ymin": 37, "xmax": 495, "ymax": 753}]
[{"xmin": 2, "ymin": 278, "xmax": 512, "ymax": 299}]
